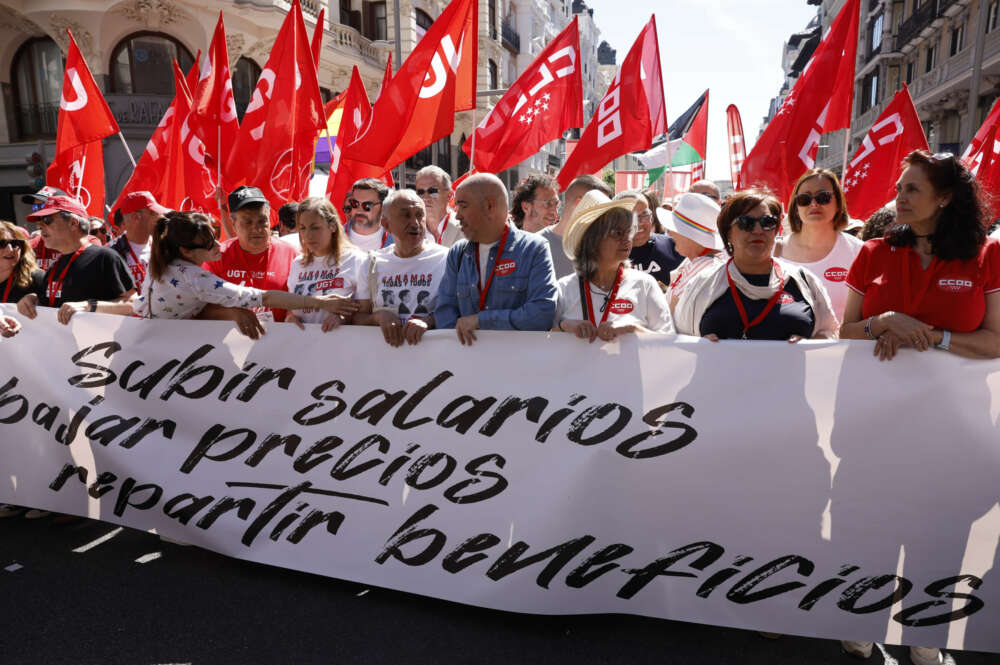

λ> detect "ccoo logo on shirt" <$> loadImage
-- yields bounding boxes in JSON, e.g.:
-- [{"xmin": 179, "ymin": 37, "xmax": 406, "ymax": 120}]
[
  {"xmin": 494, "ymin": 259, "xmax": 517, "ymax": 276},
  {"xmin": 608, "ymin": 299, "xmax": 634, "ymax": 315},
  {"xmin": 824, "ymin": 267, "xmax": 849, "ymax": 282},
  {"xmin": 937, "ymin": 278, "xmax": 974, "ymax": 293}
]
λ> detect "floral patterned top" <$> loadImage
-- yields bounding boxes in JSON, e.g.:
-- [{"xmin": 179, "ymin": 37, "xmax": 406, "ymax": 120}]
[{"xmin": 132, "ymin": 259, "xmax": 263, "ymax": 319}]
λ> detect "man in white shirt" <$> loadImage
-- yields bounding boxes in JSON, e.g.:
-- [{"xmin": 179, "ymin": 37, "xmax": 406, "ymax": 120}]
[
  {"xmin": 344, "ymin": 178, "xmax": 392, "ymax": 252},
  {"xmin": 353, "ymin": 189, "xmax": 448, "ymax": 346},
  {"xmin": 112, "ymin": 190, "xmax": 169, "ymax": 291},
  {"xmin": 415, "ymin": 165, "xmax": 463, "ymax": 246}
]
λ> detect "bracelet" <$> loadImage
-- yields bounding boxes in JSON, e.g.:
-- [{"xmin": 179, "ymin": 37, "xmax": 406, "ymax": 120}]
[
  {"xmin": 863, "ymin": 316, "xmax": 875, "ymax": 340},
  {"xmin": 936, "ymin": 329, "xmax": 951, "ymax": 351},
  {"xmin": 557, "ymin": 320, "xmax": 566, "ymax": 332}
]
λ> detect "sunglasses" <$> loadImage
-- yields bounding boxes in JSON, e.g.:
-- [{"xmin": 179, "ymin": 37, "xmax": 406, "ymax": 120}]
[
  {"xmin": 795, "ymin": 191, "xmax": 834, "ymax": 207},
  {"xmin": 0, "ymin": 239, "xmax": 25, "ymax": 251},
  {"xmin": 734, "ymin": 214, "xmax": 780, "ymax": 232},
  {"xmin": 38, "ymin": 216, "xmax": 60, "ymax": 226},
  {"xmin": 31, "ymin": 203, "xmax": 43, "ymax": 212},
  {"xmin": 415, "ymin": 187, "xmax": 440, "ymax": 198},
  {"xmin": 347, "ymin": 199, "xmax": 380, "ymax": 212},
  {"xmin": 930, "ymin": 152, "xmax": 960, "ymax": 181}
]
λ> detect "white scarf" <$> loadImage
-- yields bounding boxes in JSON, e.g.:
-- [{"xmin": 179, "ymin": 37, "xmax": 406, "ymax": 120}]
[{"xmin": 672, "ymin": 257, "xmax": 839, "ymax": 338}]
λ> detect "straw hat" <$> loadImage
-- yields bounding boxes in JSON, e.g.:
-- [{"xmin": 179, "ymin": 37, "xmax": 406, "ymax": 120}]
[
  {"xmin": 655, "ymin": 192, "xmax": 723, "ymax": 250},
  {"xmin": 562, "ymin": 190, "xmax": 638, "ymax": 260}
]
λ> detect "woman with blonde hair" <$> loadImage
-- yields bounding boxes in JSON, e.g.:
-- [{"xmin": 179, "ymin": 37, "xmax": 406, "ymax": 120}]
[{"xmin": 286, "ymin": 197, "xmax": 364, "ymax": 332}]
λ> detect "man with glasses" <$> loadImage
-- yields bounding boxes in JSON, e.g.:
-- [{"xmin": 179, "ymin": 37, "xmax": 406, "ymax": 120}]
[
  {"xmin": 203, "ymin": 186, "xmax": 297, "ymax": 323},
  {"xmin": 344, "ymin": 178, "xmax": 392, "ymax": 251},
  {"xmin": 510, "ymin": 174, "xmax": 560, "ymax": 233},
  {"xmin": 22, "ymin": 186, "xmax": 100, "ymax": 270},
  {"xmin": 616, "ymin": 190, "xmax": 683, "ymax": 289},
  {"xmin": 538, "ymin": 174, "xmax": 612, "ymax": 279},
  {"xmin": 414, "ymin": 165, "xmax": 463, "ymax": 246},
  {"xmin": 16, "ymin": 196, "xmax": 134, "ymax": 322}
]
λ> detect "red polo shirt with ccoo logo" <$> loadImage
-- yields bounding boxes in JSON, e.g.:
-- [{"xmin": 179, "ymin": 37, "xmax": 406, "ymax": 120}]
[{"xmin": 846, "ymin": 238, "xmax": 1000, "ymax": 332}]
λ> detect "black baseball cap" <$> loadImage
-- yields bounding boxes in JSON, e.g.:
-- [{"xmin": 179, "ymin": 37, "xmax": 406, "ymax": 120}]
[
  {"xmin": 228, "ymin": 186, "xmax": 269, "ymax": 212},
  {"xmin": 22, "ymin": 186, "xmax": 68, "ymax": 205}
]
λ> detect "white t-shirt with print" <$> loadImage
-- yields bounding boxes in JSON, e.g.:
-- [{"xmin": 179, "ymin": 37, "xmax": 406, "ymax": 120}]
[
  {"xmin": 286, "ymin": 248, "xmax": 364, "ymax": 324},
  {"xmin": 555, "ymin": 268, "xmax": 674, "ymax": 333},
  {"xmin": 132, "ymin": 259, "xmax": 262, "ymax": 319},
  {"xmin": 779, "ymin": 232, "xmax": 863, "ymax": 320},
  {"xmin": 359, "ymin": 243, "xmax": 449, "ymax": 322}
]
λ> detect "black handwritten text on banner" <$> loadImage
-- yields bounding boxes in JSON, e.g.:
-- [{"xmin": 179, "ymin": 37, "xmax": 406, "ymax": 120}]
[{"xmin": 0, "ymin": 306, "xmax": 998, "ymax": 653}]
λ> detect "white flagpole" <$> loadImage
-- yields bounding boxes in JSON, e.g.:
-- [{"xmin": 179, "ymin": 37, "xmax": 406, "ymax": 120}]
[
  {"xmin": 470, "ymin": 104, "xmax": 477, "ymax": 170},
  {"xmin": 216, "ymin": 126, "xmax": 223, "ymax": 190},
  {"xmin": 117, "ymin": 132, "xmax": 137, "ymax": 167},
  {"xmin": 76, "ymin": 153, "xmax": 87, "ymax": 199},
  {"xmin": 841, "ymin": 129, "xmax": 851, "ymax": 178}
]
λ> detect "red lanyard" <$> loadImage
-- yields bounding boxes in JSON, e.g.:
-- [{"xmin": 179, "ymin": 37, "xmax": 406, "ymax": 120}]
[
  {"xmin": 125, "ymin": 241, "xmax": 147, "ymax": 285},
  {"xmin": 584, "ymin": 264, "xmax": 625, "ymax": 325},
  {"xmin": 900, "ymin": 247, "xmax": 936, "ymax": 316},
  {"xmin": 380, "ymin": 231, "xmax": 389, "ymax": 248},
  {"xmin": 1, "ymin": 276, "xmax": 12, "ymax": 303},
  {"xmin": 47, "ymin": 246, "xmax": 87, "ymax": 306},
  {"xmin": 474, "ymin": 225, "xmax": 510, "ymax": 311},
  {"xmin": 726, "ymin": 258, "xmax": 786, "ymax": 339}
]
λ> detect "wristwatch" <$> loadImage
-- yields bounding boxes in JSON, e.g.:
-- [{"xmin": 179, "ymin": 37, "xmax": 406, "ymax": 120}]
[
  {"xmin": 936, "ymin": 329, "xmax": 951, "ymax": 351},
  {"xmin": 88, "ymin": 299, "xmax": 97, "ymax": 312}
]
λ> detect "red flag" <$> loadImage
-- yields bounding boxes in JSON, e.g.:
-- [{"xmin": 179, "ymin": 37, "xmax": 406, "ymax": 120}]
[
  {"xmin": 842, "ymin": 84, "xmax": 927, "ymax": 221},
  {"xmin": 226, "ymin": 0, "xmax": 326, "ymax": 209},
  {"xmin": 376, "ymin": 53, "xmax": 393, "ymax": 101},
  {"xmin": 112, "ymin": 61, "xmax": 217, "ymax": 216},
  {"xmin": 962, "ymin": 97, "xmax": 1000, "ymax": 220},
  {"xmin": 46, "ymin": 30, "xmax": 120, "ymax": 217},
  {"xmin": 311, "ymin": 8, "xmax": 325, "ymax": 67},
  {"xmin": 463, "ymin": 17, "xmax": 583, "ymax": 174},
  {"xmin": 739, "ymin": 0, "xmax": 860, "ymax": 202},
  {"xmin": 556, "ymin": 16, "xmax": 665, "ymax": 191},
  {"xmin": 348, "ymin": 0, "xmax": 477, "ymax": 169},
  {"xmin": 726, "ymin": 104, "xmax": 746, "ymax": 190},
  {"xmin": 327, "ymin": 67, "xmax": 393, "ymax": 210},
  {"xmin": 192, "ymin": 13, "xmax": 240, "ymax": 190}
]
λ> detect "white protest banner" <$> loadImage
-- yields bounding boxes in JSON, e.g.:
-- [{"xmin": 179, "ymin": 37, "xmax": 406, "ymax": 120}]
[{"xmin": 1, "ymin": 307, "xmax": 998, "ymax": 653}]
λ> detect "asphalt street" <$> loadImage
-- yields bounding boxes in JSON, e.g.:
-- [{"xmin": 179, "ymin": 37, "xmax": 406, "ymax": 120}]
[{"xmin": 1, "ymin": 515, "xmax": 998, "ymax": 665}]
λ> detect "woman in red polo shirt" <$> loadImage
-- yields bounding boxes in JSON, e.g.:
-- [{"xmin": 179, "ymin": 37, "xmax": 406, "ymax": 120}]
[{"xmin": 841, "ymin": 150, "xmax": 1000, "ymax": 360}]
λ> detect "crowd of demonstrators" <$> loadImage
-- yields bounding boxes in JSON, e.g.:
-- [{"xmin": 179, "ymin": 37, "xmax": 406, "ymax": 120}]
[
  {"xmin": 554, "ymin": 190, "xmax": 674, "ymax": 342},
  {"xmin": 774, "ymin": 169, "xmax": 863, "ymax": 320},
  {"xmin": 537, "ymin": 174, "xmax": 612, "ymax": 279},
  {"xmin": 510, "ymin": 173, "xmax": 560, "ymax": 233},
  {"xmin": 343, "ymin": 178, "xmax": 392, "ymax": 251},
  {"xmin": 415, "ymin": 165, "xmax": 463, "ymax": 246},
  {"xmin": 673, "ymin": 188, "xmax": 839, "ymax": 341},
  {"xmin": 353, "ymin": 188, "xmax": 448, "ymax": 346}
]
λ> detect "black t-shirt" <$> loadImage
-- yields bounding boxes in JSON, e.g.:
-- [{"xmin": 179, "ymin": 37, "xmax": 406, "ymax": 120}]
[
  {"xmin": 32, "ymin": 245, "xmax": 135, "ymax": 307},
  {"xmin": 1, "ymin": 270, "xmax": 44, "ymax": 304},
  {"xmin": 629, "ymin": 234, "xmax": 683, "ymax": 285},
  {"xmin": 700, "ymin": 272, "xmax": 815, "ymax": 340}
]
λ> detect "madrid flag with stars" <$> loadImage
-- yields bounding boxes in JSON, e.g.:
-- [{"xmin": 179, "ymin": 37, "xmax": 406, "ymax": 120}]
[
  {"xmin": 463, "ymin": 17, "xmax": 583, "ymax": 174},
  {"xmin": 842, "ymin": 84, "xmax": 927, "ymax": 221}
]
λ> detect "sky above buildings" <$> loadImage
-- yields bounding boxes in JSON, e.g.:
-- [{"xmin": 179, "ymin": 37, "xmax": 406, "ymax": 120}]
[{"xmin": 587, "ymin": 0, "xmax": 820, "ymax": 182}]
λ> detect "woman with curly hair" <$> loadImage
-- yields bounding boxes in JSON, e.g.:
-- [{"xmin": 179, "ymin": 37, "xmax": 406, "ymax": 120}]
[{"xmin": 840, "ymin": 150, "xmax": 1000, "ymax": 360}]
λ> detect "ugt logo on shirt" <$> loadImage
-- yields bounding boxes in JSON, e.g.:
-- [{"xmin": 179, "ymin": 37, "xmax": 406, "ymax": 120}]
[
  {"xmin": 937, "ymin": 278, "xmax": 974, "ymax": 293},
  {"xmin": 494, "ymin": 259, "xmax": 517, "ymax": 276},
  {"xmin": 824, "ymin": 267, "xmax": 848, "ymax": 282}
]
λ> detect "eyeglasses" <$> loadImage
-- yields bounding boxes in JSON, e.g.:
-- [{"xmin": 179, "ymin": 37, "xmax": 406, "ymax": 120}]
[
  {"xmin": 635, "ymin": 210, "xmax": 653, "ymax": 221},
  {"xmin": 533, "ymin": 197, "xmax": 560, "ymax": 209},
  {"xmin": 38, "ymin": 216, "xmax": 59, "ymax": 226},
  {"xmin": 31, "ymin": 202, "xmax": 43, "ymax": 212},
  {"xmin": 734, "ymin": 214, "xmax": 780, "ymax": 232},
  {"xmin": 930, "ymin": 152, "xmax": 959, "ymax": 181},
  {"xmin": 347, "ymin": 199, "xmax": 380, "ymax": 212},
  {"xmin": 0, "ymin": 239, "xmax": 25, "ymax": 251},
  {"xmin": 415, "ymin": 187, "xmax": 440, "ymax": 198},
  {"xmin": 795, "ymin": 191, "xmax": 834, "ymax": 207}
]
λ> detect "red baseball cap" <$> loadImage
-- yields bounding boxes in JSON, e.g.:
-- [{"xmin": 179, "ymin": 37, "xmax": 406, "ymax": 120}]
[
  {"xmin": 120, "ymin": 191, "xmax": 171, "ymax": 216},
  {"xmin": 26, "ymin": 195, "xmax": 89, "ymax": 221}
]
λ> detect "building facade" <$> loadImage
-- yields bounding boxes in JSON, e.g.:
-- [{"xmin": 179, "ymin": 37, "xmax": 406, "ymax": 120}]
[{"xmin": 0, "ymin": 0, "xmax": 611, "ymax": 224}]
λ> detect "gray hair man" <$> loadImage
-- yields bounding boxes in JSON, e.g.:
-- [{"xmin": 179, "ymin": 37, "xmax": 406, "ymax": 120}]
[{"xmin": 415, "ymin": 165, "xmax": 463, "ymax": 246}]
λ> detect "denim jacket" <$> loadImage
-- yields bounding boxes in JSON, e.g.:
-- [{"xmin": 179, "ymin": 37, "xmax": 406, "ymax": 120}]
[{"xmin": 435, "ymin": 224, "xmax": 557, "ymax": 331}]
